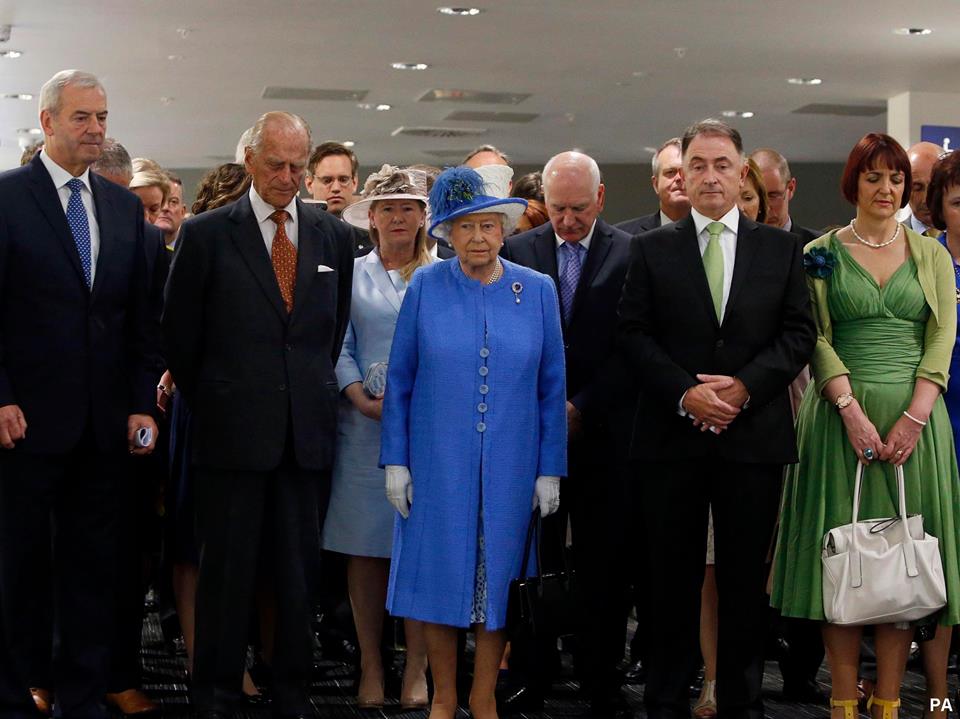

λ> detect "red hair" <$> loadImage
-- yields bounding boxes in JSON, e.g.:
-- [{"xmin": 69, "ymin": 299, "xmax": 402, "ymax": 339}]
[{"xmin": 840, "ymin": 133, "xmax": 911, "ymax": 208}]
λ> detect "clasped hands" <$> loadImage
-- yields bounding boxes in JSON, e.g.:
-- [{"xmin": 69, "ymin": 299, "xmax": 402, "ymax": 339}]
[
  {"xmin": 386, "ymin": 465, "xmax": 560, "ymax": 519},
  {"xmin": 0, "ymin": 404, "xmax": 156, "ymax": 454},
  {"xmin": 682, "ymin": 374, "xmax": 749, "ymax": 434},
  {"xmin": 842, "ymin": 402, "xmax": 923, "ymax": 467}
]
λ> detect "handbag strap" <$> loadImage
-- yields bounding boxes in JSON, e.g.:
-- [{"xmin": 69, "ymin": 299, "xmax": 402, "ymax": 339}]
[
  {"xmin": 519, "ymin": 509, "xmax": 539, "ymax": 579},
  {"xmin": 848, "ymin": 460, "xmax": 918, "ymax": 588}
]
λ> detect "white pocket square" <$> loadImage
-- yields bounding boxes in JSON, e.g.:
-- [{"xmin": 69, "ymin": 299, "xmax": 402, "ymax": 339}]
[{"xmin": 317, "ymin": 264, "xmax": 335, "ymax": 273}]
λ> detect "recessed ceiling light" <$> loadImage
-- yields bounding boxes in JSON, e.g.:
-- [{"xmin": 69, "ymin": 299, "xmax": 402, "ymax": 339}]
[
  {"xmin": 643, "ymin": 146, "xmax": 658, "ymax": 154},
  {"xmin": 17, "ymin": 127, "xmax": 42, "ymax": 135},
  {"xmin": 893, "ymin": 27, "xmax": 932, "ymax": 35},
  {"xmin": 437, "ymin": 6, "xmax": 483, "ymax": 15},
  {"xmin": 357, "ymin": 103, "xmax": 392, "ymax": 111},
  {"xmin": 721, "ymin": 110, "xmax": 755, "ymax": 118},
  {"xmin": 788, "ymin": 77, "xmax": 822, "ymax": 85},
  {"xmin": 2, "ymin": 93, "xmax": 33, "ymax": 100},
  {"xmin": 392, "ymin": 62, "xmax": 429, "ymax": 71},
  {"xmin": 631, "ymin": 71, "xmax": 648, "ymax": 78},
  {"xmin": 167, "ymin": 54, "xmax": 184, "ymax": 61},
  {"xmin": 0, "ymin": 50, "xmax": 23, "ymax": 58},
  {"xmin": 160, "ymin": 96, "xmax": 175, "ymax": 105},
  {"xmin": 342, "ymin": 141, "xmax": 356, "ymax": 148}
]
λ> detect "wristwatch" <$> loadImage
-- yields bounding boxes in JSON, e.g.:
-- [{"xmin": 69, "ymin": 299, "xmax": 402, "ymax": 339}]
[{"xmin": 835, "ymin": 392, "xmax": 855, "ymax": 411}]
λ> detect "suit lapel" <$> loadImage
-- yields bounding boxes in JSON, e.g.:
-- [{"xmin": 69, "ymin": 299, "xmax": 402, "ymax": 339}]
[
  {"xmin": 362, "ymin": 251, "xmax": 403, "ymax": 313},
  {"xmin": 89, "ymin": 174, "xmax": 115, "ymax": 302},
  {"xmin": 532, "ymin": 225, "xmax": 560, "ymax": 287},
  {"xmin": 291, "ymin": 199, "xmax": 321, "ymax": 322},
  {"xmin": 26, "ymin": 156, "xmax": 89, "ymax": 290},
  {"xmin": 677, "ymin": 216, "xmax": 719, "ymax": 328},
  {"xmin": 229, "ymin": 196, "xmax": 288, "ymax": 321},
  {"xmin": 725, "ymin": 215, "xmax": 760, "ymax": 321},
  {"xmin": 570, "ymin": 220, "xmax": 613, "ymax": 321}
]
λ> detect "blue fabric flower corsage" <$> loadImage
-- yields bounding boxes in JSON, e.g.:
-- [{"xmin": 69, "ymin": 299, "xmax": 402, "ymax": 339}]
[{"xmin": 803, "ymin": 247, "xmax": 836, "ymax": 279}]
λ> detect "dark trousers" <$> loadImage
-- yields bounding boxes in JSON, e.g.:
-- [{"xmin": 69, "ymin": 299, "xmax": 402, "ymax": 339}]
[
  {"xmin": 191, "ymin": 450, "xmax": 330, "ymax": 716},
  {"xmin": 641, "ymin": 459, "xmax": 781, "ymax": 719},
  {"xmin": 0, "ymin": 439, "xmax": 123, "ymax": 719}
]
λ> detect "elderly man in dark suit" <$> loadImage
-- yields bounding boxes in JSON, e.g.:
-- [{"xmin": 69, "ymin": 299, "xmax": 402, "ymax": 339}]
[
  {"xmin": 163, "ymin": 111, "xmax": 353, "ymax": 719},
  {"xmin": 0, "ymin": 69, "xmax": 161, "ymax": 719},
  {"xmin": 617, "ymin": 138, "xmax": 690, "ymax": 235},
  {"xmin": 503, "ymin": 151, "xmax": 633, "ymax": 718},
  {"xmin": 618, "ymin": 119, "xmax": 816, "ymax": 719},
  {"xmin": 749, "ymin": 148, "xmax": 820, "ymax": 242}
]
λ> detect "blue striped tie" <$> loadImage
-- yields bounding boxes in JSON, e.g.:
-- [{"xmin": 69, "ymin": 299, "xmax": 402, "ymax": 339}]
[{"xmin": 66, "ymin": 178, "xmax": 92, "ymax": 288}]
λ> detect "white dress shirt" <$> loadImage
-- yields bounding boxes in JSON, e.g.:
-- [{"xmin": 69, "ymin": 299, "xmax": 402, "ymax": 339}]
[
  {"xmin": 659, "ymin": 210, "xmax": 677, "ymax": 227},
  {"xmin": 690, "ymin": 205, "xmax": 739, "ymax": 322},
  {"xmin": 39, "ymin": 149, "xmax": 101, "ymax": 285},
  {"xmin": 249, "ymin": 185, "xmax": 298, "ymax": 254}
]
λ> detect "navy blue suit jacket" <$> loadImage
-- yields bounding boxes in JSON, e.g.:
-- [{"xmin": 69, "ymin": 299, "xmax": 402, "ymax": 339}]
[
  {"xmin": 0, "ymin": 154, "xmax": 162, "ymax": 454},
  {"xmin": 163, "ymin": 195, "xmax": 354, "ymax": 472}
]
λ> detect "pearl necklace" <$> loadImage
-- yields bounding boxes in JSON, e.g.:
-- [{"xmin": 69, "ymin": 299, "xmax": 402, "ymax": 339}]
[
  {"xmin": 849, "ymin": 219, "xmax": 901, "ymax": 249},
  {"xmin": 485, "ymin": 259, "xmax": 503, "ymax": 285}
]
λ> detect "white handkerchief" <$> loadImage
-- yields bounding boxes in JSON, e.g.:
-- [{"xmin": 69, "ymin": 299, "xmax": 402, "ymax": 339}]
[{"xmin": 317, "ymin": 264, "xmax": 334, "ymax": 273}]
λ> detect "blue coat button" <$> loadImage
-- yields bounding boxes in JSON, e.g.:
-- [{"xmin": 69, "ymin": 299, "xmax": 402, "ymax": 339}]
[
  {"xmin": 478, "ymin": 403, "xmax": 488, "ymax": 413},
  {"xmin": 476, "ymin": 422, "xmax": 486, "ymax": 432},
  {"xmin": 479, "ymin": 384, "xmax": 489, "ymax": 394},
  {"xmin": 480, "ymin": 348, "xmax": 490, "ymax": 358},
  {"xmin": 479, "ymin": 366, "xmax": 489, "ymax": 376}
]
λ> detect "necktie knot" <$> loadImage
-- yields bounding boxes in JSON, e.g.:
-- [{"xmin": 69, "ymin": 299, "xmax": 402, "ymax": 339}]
[
  {"xmin": 270, "ymin": 209, "xmax": 289, "ymax": 226},
  {"xmin": 66, "ymin": 178, "xmax": 84, "ymax": 193},
  {"xmin": 707, "ymin": 221, "xmax": 725, "ymax": 240}
]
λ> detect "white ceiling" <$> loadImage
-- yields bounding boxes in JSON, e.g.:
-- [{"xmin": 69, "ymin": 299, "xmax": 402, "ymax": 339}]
[{"xmin": 0, "ymin": 0, "xmax": 958, "ymax": 170}]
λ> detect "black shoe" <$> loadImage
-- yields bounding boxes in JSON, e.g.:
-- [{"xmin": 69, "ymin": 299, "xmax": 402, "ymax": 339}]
[
  {"xmin": 243, "ymin": 691, "xmax": 271, "ymax": 707},
  {"xmin": 781, "ymin": 678, "xmax": 828, "ymax": 705},
  {"xmin": 496, "ymin": 684, "xmax": 545, "ymax": 714},
  {"xmin": 621, "ymin": 659, "xmax": 646, "ymax": 685},
  {"xmin": 590, "ymin": 690, "xmax": 634, "ymax": 718},
  {"xmin": 194, "ymin": 712, "xmax": 228, "ymax": 719}
]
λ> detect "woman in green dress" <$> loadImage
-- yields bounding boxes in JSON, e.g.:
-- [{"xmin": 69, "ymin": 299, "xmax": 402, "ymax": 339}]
[{"xmin": 770, "ymin": 133, "xmax": 960, "ymax": 719}]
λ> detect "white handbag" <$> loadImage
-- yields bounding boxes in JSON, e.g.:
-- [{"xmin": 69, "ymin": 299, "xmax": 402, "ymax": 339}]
[{"xmin": 821, "ymin": 461, "xmax": 946, "ymax": 626}]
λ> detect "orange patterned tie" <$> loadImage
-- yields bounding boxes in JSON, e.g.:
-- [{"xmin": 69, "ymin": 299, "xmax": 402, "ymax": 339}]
[{"xmin": 269, "ymin": 209, "xmax": 297, "ymax": 313}]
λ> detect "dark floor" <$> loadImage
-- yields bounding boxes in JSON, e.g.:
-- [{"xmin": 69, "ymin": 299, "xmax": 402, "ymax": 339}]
[{"xmin": 137, "ymin": 612, "xmax": 954, "ymax": 718}]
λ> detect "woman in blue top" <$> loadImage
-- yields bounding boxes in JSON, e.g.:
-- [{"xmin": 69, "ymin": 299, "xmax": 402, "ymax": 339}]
[
  {"xmin": 924, "ymin": 148, "xmax": 960, "ymax": 719},
  {"xmin": 380, "ymin": 167, "xmax": 567, "ymax": 719}
]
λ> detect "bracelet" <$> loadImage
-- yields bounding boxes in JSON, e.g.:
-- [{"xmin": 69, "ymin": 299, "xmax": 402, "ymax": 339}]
[{"xmin": 903, "ymin": 410, "xmax": 927, "ymax": 427}]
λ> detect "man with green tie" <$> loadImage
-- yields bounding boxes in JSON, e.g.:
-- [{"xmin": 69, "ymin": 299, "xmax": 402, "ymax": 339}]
[{"xmin": 617, "ymin": 119, "xmax": 816, "ymax": 719}]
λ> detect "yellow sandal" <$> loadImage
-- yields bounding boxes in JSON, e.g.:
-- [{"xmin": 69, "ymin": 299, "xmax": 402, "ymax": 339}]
[
  {"xmin": 867, "ymin": 695, "xmax": 900, "ymax": 719},
  {"xmin": 831, "ymin": 698, "xmax": 860, "ymax": 719}
]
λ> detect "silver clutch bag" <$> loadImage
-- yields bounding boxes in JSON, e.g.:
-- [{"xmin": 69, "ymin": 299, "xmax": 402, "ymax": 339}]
[{"xmin": 363, "ymin": 362, "xmax": 388, "ymax": 399}]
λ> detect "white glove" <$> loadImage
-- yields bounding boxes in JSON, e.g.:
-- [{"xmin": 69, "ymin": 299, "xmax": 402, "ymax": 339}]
[
  {"xmin": 532, "ymin": 476, "xmax": 560, "ymax": 517},
  {"xmin": 386, "ymin": 465, "xmax": 413, "ymax": 518}
]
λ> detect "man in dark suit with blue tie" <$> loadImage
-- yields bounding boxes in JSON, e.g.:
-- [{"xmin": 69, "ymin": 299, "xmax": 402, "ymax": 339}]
[
  {"xmin": 163, "ymin": 112, "xmax": 353, "ymax": 719},
  {"xmin": 0, "ymin": 70, "xmax": 161, "ymax": 719},
  {"xmin": 618, "ymin": 120, "xmax": 816, "ymax": 719},
  {"xmin": 503, "ymin": 151, "xmax": 634, "ymax": 717}
]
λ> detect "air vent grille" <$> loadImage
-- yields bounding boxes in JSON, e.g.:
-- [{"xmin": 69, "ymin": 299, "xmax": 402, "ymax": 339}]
[
  {"xmin": 391, "ymin": 126, "xmax": 487, "ymax": 139},
  {"xmin": 444, "ymin": 110, "xmax": 538, "ymax": 123},
  {"xmin": 419, "ymin": 89, "xmax": 531, "ymax": 105},
  {"xmin": 261, "ymin": 87, "xmax": 368, "ymax": 102},
  {"xmin": 792, "ymin": 103, "xmax": 885, "ymax": 117}
]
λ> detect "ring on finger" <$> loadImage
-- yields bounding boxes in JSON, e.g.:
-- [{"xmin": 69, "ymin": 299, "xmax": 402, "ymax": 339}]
[
  {"xmin": 862, "ymin": 447, "xmax": 876, "ymax": 460},
  {"xmin": 895, "ymin": 448, "xmax": 904, "ymax": 457}
]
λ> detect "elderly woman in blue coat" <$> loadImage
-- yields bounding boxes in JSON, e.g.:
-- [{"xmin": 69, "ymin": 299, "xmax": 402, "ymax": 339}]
[
  {"xmin": 380, "ymin": 166, "xmax": 567, "ymax": 719},
  {"xmin": 321, "ymin": 165, "xmax": 435, "ymax": 709}
]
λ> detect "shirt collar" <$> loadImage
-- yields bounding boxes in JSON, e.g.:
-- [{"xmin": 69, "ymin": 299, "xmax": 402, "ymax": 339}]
[
  {"xmin": 691, "ymin": 205, "xmax": 740, "ymax": 237},
  {"xmin": 554, "ymin": 219, "xmax": 597, "ymax": 251},
  {"xmin": 909, "ymin": 212, "xmax": 930, "ymax": 235},
  {"xmin": 249, "ymin": 184, "xmax": 297, "ymax": 224},
  {"xmin": 39, "ymin": 149, "xmax": 92, "ymax": 193},
  {"xmin": 783, "ymin": 216, "xmax": 793, "ymax": 233}
]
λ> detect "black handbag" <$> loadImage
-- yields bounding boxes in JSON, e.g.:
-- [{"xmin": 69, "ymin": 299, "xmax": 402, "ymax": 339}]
[{"xmin": 506, "ymin": 510, "xmax": 578, "ymax": 640}]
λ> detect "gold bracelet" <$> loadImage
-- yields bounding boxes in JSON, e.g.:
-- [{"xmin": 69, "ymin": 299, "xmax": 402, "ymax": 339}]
[{"xmin": 903, "ymin": 410, "xmax": 927, "ymax": 427}]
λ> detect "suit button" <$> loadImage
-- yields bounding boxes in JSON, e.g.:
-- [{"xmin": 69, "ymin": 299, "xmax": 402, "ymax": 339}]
[
  {"xmin": 285, "ymin": 343, "xmax": 293, "ymax": 351},
  {"xmin": 479, "ymin": 366, "xmax": 489, "ymax": 376},
  {"xmin": 715, "ymin": 339, "xmax": 724, "ymax": 349},
  {"xmin": 476, "ymin": 422, "xmax": 486, "ymax": 433},
  {"xmin": 279, "ymin": 384, "xmax": 287, "ymax": 391}
]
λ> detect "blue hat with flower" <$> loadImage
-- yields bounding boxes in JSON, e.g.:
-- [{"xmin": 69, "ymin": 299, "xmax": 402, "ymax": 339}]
[{"xmin": 428, "ymin": 166, "xmax": 527, "ymax": 240}]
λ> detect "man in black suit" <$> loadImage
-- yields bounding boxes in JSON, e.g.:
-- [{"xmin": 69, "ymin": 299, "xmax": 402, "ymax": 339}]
[
  {"xmin": 616, "ymin": 137, "xmax": 690, "ymax": 235},
  {"xmin": 503, "ymin": 151, "xmax": 633, "ymax": 717},
  {"xmin": 749, "ymin": 148, "xmax": 820, "ymax": 242},
  {"xmin": 163, "ymin": 111, "xmax": 353, "ymax": 719},
  {"xmin": 304, "ymin": 141, "xmax": 371, "ymax": 253},
  {"xmin": 618, "ymin": 120, "xmax": 816, "ymax": 719},
  {"xmin": 0, "ymin": 70, "xmax": 161, "ymax": 719}
]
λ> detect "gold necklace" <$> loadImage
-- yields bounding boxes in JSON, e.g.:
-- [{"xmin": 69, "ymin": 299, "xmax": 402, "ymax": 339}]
[{"xmin": 485, "ymin": 259, "xmax": 503, "ymax": 285}]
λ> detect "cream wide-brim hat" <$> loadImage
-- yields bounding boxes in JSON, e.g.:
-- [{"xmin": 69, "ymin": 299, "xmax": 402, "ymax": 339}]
[{"xmin": 341, "ymin": 164, "xmax": 428, "ymax": 230}]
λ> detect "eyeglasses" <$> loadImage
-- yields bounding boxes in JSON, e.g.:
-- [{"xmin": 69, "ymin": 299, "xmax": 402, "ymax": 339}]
[{"xmin": 314, "ymin": 175, "xmax": 354, "ymax": 187}]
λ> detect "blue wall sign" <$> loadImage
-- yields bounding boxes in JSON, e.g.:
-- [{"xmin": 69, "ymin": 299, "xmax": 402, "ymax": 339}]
[{"xmin": 921, "ymin": 125, "xmax": 960, "ymax": 152}]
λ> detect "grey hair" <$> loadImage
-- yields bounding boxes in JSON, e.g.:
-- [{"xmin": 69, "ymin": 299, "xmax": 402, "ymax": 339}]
[
  {"xmin": 462, "ymin": 144, "xmax": 511, "ymax": 166},
  {"xmin": 651, "ymin": 137, "xmax": 683, "ymax": 176},
  {"xmin": 39, "ymin": 70, "xmax": 104, "ymax": 116},
  {"xmin": 91, "ymin": 138, "xmax": 132, "ymax": 181},
  {"xmin": 749, "ymin": 147, "xmax": 791, "ymax": 183},
  {"xmin": 247, "ymin": 112, "xmax": 312, "ymax": 158},
  {"xmin": 235, "ymin": 126, "xmax": 254, "ymax": 163},
  {"xmin": 542, "ymin": 151, "xmax": 602, "ymax": 195},
  {"xmin": 681, "ymin": 119, "xmax": 743, "ymax": 157}
]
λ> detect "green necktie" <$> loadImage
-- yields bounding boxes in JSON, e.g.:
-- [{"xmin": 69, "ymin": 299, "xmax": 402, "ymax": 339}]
[{"xmin": 703, "ymin": 221, "xmax": 725, "ymax": 321}]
